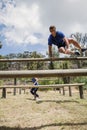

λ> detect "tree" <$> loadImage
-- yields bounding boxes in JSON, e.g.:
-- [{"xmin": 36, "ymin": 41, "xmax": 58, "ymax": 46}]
[
  {"xmin": 70, "ymin": 32, "xmax": 87, "ymax": 47},
  {"xmin": 0, "ymin": 41, "xmax": 2, "ymax": 49}
]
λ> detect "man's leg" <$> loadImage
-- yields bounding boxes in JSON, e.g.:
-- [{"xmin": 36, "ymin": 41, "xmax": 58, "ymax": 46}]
[
  {"xmin": 68, "ymin": 38, "xmax": 87, "ymax": 52},
  {"xmin": 68, "ymin": 38, "xmax": 81, "ymax": 50},
  {"xmin": 58, "ymin": 47, "xmax": 74, "ymax": 55}
]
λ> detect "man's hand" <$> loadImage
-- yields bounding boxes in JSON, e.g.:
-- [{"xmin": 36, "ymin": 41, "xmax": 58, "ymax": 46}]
[{"xmin": 48, "ymin": 45, "xmax": 52, "ymax": 58}]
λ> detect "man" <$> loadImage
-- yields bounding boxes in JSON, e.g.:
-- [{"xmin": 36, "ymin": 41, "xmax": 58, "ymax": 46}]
[
  {"xmin": 48, "ymin": 26, "xmax": 87, "ymax": 57},
  {"xmin": 30, "ymin": 77, "xmax": 39, "ymax": 100}
]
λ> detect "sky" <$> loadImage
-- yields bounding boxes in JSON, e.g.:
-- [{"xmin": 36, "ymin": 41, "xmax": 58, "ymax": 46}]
[{"xmin": 0, "ymin": 0, "xmax": 87, "ymax": 55}]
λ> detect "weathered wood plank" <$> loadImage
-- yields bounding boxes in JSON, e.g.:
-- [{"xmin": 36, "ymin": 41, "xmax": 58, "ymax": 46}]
[
  {"xmin": 0, "ymin": 83, "xmax": 85, "ymax": 89},
  {"xmin": 0, "ymin": 57, "xmax": 87, "ymax": 62},
  {"xmin": 0, "ymin": 69, "xmax": 87, "ymax": 78}
]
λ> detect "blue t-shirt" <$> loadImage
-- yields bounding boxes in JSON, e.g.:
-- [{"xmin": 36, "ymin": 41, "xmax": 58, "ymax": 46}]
[{"xmin": 48, "ymin": 31, "xmax": 65, "ymax": 47}]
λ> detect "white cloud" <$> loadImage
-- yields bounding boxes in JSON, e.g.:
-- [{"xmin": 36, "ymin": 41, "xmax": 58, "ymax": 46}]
[
  {"xmin": 0, "ymin": 0, "xmax": 87, "ymax": 49},
  {"xmin": 67, "ymin": 0, "xmax": 80, "ymax": 2},
  {"xmin": 70, "ymin": 23, "xmax": 84, "ymax": 33},
  {"xmin": 0, "ymin": 0, "xmax": 45, "ymax": 45}
]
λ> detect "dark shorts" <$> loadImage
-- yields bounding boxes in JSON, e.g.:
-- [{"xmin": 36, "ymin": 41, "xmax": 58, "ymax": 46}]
[{"xmin": 58, "ymin": 41, "xmax": 66, "ymax": 49}]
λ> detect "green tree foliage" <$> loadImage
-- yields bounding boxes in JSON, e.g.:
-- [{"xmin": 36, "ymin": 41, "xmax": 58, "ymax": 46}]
[
  {"xmin": 1, "ymin": 51, "xmax": 46, "ymax": 70},
  {"xmin": 74, "ymin": 77, "xmax": 87, "ymax": 90},
  {"xmin": 71, "ymin": 32, "xmax": 87, "ymax": 47},
  {"xmin": 0, "ymin": 41, "xmax": 2, "ymax": 49}
]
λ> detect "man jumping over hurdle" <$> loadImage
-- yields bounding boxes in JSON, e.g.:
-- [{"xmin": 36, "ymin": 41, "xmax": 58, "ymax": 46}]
[
  {"xmin": 30, "ymin": 77, "xmax": 39, "ymax": 100},
  {"xmin": 48, "ymin": 26, "xmax": 87, "ymax": 57}
]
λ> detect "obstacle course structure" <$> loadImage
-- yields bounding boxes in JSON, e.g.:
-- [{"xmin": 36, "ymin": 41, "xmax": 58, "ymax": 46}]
[{"xmin": 0, "ymin": 57, "xmax": 87, "ymax": 99}]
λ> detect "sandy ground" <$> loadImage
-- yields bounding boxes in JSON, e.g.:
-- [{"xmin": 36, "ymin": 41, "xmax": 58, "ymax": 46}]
[{"xmin": 0, "ymin": 89, "xmax": 87, "ymax": 130}]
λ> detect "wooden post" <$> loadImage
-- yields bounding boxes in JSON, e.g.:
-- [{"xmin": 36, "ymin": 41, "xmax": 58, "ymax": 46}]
[
  {"xmin": 13, "ymin": 78, "xmax": 17, "ymax": 95},
  {"xmin": 69, "ymin": 86, "xmax": 72, "ymax": 97},
  {"xmin": 79, "ymin": 85, "xmax": 84, "ymax": 99},
  {"xmin": 59, "ymin": 88, "xmax": 61, "ymax": 94},
  {"xmin": 19, "ymin": 88, "xmax": 21, "ymax": 94},
  {"xmin": 24, "ymin": 89, "xmax": 25, "ymax": 94},
  {"xmin": 2, "ymin": 88, "xmax": 6, "ymax": 98},
  {"xmin": 63, "ymin": 87, "xmax": 65, "ymax": 95}
]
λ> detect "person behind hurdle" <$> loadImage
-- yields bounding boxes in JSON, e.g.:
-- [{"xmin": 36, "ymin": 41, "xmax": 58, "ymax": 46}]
[{"xmin": 30, "ymin": 77, "xmax": 39, "ymax": 100}]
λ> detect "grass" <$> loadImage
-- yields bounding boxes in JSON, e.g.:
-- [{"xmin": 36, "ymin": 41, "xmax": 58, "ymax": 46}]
[{"xmin": 0, "ymin": 89, "xmax": 87, "ymax": 130}]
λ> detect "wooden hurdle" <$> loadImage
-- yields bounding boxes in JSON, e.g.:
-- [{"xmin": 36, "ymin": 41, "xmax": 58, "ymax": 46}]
[
  {"xmin": 0, "ymin": 83, "xmax": 84, "ymax": 99},
  {"xmin": 0, "ymin": 57, "xmax": 87, "ymax": 100}
]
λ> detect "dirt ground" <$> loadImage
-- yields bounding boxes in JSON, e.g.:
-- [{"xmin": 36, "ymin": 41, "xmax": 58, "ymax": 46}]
[{"xmin": 0, "ymin": 89, "xmax": 87, "ymax": 130}]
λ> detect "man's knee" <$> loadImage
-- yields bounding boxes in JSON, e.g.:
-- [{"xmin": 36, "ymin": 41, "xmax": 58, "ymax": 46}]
[
  {"xmin": 59, "ymin": 48, "xmax": 66, "ymax": 54},
  {"xmin": 68, "ymin": 38, "xmax": 74, "ymax": 43},
  {"xmin": 65, "ymin": 50, "xmax": 69, "ymax": 54}
]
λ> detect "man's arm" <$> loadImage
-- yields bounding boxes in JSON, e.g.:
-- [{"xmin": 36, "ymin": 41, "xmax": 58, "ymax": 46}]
[
  {"xmin": 63, "ymin": 37, "xmax": 69, "ymax": 49},
  {"xmin": 48, "ymin": 45, "xmax": 52, "ymax": 58}
]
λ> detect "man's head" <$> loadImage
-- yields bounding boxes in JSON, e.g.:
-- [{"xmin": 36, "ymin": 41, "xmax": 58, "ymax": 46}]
[{"xmin": 49, "ymin": 26, "xmax": 56, "ymax": 36}]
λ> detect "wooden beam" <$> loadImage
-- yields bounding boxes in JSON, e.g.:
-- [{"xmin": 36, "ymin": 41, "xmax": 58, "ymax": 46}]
[
  {"xmin": 0, "ymin": 69, "xmax": 87, "ymax": 78},
  {"xmin": 2, "ymin": 88, "xmax": 6, "ymax": 98},
  {"xmin": 79, "ymin": 85, "xmax": 84, "ymax": 99},
  {"xmin": 69, "ymin": 86, "xmax": 72, "ymax": 97},
  {"xmin": 0, "ymin": 83, "xmax": 85, "ymax": 89},
  {"xmin": 0, "ymin": 57, "xmax": 87, "ymax": 62},
  {"xmin": 13, "ymin": 78, "xmax": 17, "ymax": 96}
]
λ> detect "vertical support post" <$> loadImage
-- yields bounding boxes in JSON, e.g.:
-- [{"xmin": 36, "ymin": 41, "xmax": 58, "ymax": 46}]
[
  {"xmin": 79, "ymin": 85, "xmax": 84, "ymax": 99},
  {"xmin": 59, "ymin": 88, "xmax": 61, "ymax": 94},
  {"xmin": 63, "ymin": 87, "xmax": 65, "ymax": 95},
  {"xmin": 69, "ymin": 86, "xmax": 72, "ymax": 97},
  {"xmin": 2, "ymin": 88, "xmax": 6, "ymax": 98},
  {"xmin": 24, "ymin": 89, "xmax": 25, "ymax": 94},
  {"xmin": 19, "ymin": 88, "xmax": 21, "ymax": 95},
  {"xmin": 14, "ymin": 78, "xmax": 17, "ymax": 96}
]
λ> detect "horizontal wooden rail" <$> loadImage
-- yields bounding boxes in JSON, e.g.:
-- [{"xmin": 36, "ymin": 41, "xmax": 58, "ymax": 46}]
[
  {"xmin": 0, "ymin": 83, "xmax": 84, "ymax": 99},
  {"xmin": 0, "ymin": 69, "xmax": 87, "ymax": 78},
  {"xmin": 0, "ymin": 83, "xmax": 85, "ymax": 89},
  {"xmin": 0, "ymin": 57, "xmax": 87, "ymax": 62}
]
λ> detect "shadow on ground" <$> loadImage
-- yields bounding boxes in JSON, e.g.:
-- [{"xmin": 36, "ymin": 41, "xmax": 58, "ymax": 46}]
[
  {"xmin": 0, "ymin": 122, "xmax": 87, "ymax": 130},
  {"xmin": 26, "ymin": 98, "xmax": 79, "ymax": 104},
  {"xmin": 36, "ymin": 99, "xmax": 79, "ymax": 104}
]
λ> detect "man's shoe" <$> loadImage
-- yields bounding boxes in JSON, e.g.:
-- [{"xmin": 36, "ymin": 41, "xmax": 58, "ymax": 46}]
[
  {"xmin": 34, "ymin": 94, "xmax": 39, "ymax": 100},
  {"xmin": 36, "ymin": 97, "xmax": 41, "ymax": 101},
  {"xmin": 81, "ymin": 48, "xmax": 87, "ymax": 52},
  {"xmin": 74, "ymin": 51, "xmax": 80, "ymax": 56}
]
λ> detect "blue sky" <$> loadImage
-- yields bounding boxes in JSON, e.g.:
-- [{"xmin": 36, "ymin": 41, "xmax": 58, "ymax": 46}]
[
  {"xmin": 0, "ymin": 42, "xmax": 46, "ymax": 55},
  {"xmin": 0, "ymin": 0, "xmax": 87, "ymax": 56}
]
